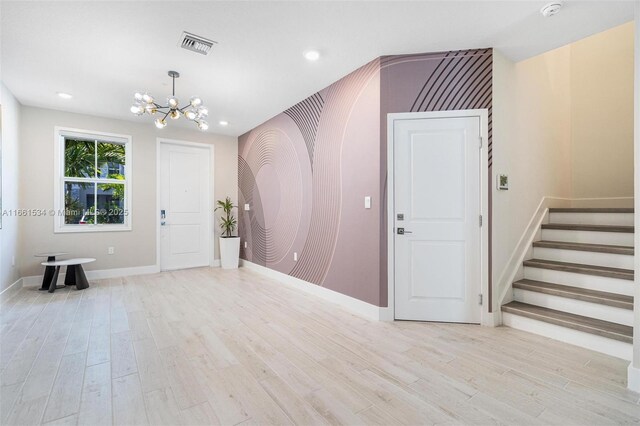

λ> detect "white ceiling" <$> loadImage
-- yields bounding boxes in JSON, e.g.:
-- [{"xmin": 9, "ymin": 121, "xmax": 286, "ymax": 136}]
[{"xmin": 1, "ymin": 1, "xmax": 634, "ymax": 137}]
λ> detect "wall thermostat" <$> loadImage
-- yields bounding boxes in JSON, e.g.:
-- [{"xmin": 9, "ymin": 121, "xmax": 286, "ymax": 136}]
[{"xmin": 497, "ymin": 174, "xmax": 509, "ymax": 190}]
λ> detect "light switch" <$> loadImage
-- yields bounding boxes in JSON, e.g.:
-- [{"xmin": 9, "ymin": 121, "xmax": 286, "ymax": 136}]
[
  {"xmin": 364, "ymin": 196, "xmax": 371, "ymax": 209},
  {"xmin": 244, "ymin": 203, "xmax": 250, "ymax": 211}
]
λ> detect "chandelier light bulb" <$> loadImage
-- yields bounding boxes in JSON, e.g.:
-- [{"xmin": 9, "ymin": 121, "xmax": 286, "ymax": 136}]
[
  {"xmin": 130, "ymin": 104, "xmax": 144, "ymax": 115},
  {"xmin": 154, "ymin": 118, "xmax": 167, "ymax": 129},
  {"xmin": 197, "ymin": 106, "xmax": 209, "ymax": 117},
  {"xmin": 132, "ymin": 71, "xmax": 208, "ymax": 130},
  {"xmin": 167, "ymin": 96, "xmax": 179, "ymax": 108}
]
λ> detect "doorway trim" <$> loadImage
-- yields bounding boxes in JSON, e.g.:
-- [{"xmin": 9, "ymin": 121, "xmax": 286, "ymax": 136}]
[
  {"xmin": 386, "ymin": 110, "xmax": 490, "ymax": 325},
  {"xmin": 156, "ymin": 138, "xmax": 216, "ymax": 271}
]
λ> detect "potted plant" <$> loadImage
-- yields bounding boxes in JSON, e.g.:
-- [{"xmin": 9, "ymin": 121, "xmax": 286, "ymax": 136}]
[{"xmin": 215, "ymin": 196, "xmax": 240, "ymax": 269}]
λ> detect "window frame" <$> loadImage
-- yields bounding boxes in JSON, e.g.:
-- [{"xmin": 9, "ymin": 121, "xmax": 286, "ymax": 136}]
[{"xmin": 54, "ymin": 126, "xmax": 133, "ymax": 233}]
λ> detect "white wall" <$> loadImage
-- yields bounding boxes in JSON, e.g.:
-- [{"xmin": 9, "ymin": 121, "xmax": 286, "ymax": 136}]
[
  {"xmin": 571, "ymin": 22, "xmax": 634, "ymax": 200},
  {"xmin": 0, "ymin": 83, "xmax": 22, "ymax": 292},
  {"xmin": 19, "ymin": 106, "xmax": 237, "ymax": 277},
  {"xmin": 491, "ymin": 48, "xmax": 573, "ymax": 311}
]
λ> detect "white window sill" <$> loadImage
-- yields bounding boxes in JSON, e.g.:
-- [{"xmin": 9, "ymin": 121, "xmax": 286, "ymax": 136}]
[{"xmin": 54, "ymin": 224, "xmax": 132, "ymax": 234}]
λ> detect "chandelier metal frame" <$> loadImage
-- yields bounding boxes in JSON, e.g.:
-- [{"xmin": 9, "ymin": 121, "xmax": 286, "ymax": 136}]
[{"xmin": 130, "ymin": 70, "xmax": 209, "ymax": 131}]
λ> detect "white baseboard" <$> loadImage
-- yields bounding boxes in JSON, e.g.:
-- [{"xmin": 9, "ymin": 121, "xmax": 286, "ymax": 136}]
[
  {"xmin": 628, "ymin": 363, "xmax": 640, "ymax": 393},
  {"xmin": 482, "ymin": 311, "xmax": 501, "ymax": 327},
  {"xmin": 378, "ymin": 307, "xmax": 394, "ymax": 322},
  {"xmin": 22, "ymin": 264, "xmax": 160, "ymax": 287},
  {"xmin": 240, "ymin": 260, "xmax": 387, "ymax": 321},
  {"xmin": 212, "ymin": 259, "xmax": 221, "ymax": 268},
  {"xmin": 0, "ymin": 278, "xmax": 23, "ymax": 303}
]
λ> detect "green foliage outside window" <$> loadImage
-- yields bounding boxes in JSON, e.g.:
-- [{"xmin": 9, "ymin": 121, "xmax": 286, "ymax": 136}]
[{"xmin": 63, "ymin": 138, "xmax": 127, "ymax": 225}]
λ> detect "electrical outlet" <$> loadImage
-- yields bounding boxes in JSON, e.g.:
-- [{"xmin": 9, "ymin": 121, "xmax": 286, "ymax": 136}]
[
  {"xmin": 108, "ymin": 247, "xmax": 115, "ymax": 255},
  {"xmin": 244, "ymin": 203, "xmax": 250, "ymax": 211},
  {"xmin": 293, "ymin": 252, "xmax": 298, "ymax": 261}
]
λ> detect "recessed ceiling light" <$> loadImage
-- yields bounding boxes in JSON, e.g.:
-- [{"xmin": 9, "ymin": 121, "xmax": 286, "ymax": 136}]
[
  {"xmin": 57, "ymin": 92, "xmax": 73, "ymax": 99},
  {"xmin": 219, "ymin": 120, "xmax": 229, "ymax": 126},
  {"xmin": 304, "ymin": 50, "xmax": 320, "ymax": 61}
]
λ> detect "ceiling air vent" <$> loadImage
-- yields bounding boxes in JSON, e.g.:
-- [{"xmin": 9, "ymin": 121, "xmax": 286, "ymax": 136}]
[{"xmin": 179, "ymin": 31, "xmax": 216, "ymax": 56}]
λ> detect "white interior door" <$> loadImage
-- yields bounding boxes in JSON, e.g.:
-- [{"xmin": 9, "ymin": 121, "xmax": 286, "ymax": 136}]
[
  {"xmin": 160, "ymin": 142, "xmax": 211, "ymax": 270},
  {"xmin": 393, "ymin": 115, "xmax": 481, "ymax": 323}
]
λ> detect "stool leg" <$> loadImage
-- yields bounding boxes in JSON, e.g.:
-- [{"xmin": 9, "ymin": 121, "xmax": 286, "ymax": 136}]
[
  {"xmin": 74, "ymin": 265, "xmax": 90, "ymax": 290},
  {"xmin": 40, "ymin": 266, "xmax": 56, "ymax": 291},
  {"xmin": 64, "ymin": 265, "xmax": 76, "ymax": 286},
  {"xmin": 48, "ymin": 266, "xmax": 61, "ymax": 293},
  {"xmin": 39, "ymin": 256, "xmax": 56, "ymax": 291}
]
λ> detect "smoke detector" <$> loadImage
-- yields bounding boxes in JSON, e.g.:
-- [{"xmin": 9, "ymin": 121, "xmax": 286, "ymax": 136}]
[
  {"xmin": 179, "ymin": 31, "xmax": 217, "ymax": 56},
  {"xmin": 541, "ymin": 2, "xmax": 563, "ymax": 17}
]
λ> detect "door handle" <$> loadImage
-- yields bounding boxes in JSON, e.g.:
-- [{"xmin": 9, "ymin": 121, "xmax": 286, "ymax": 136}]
[{"xmin": 397, "ymin": 228, "xmax": 413, "ymax": 235}]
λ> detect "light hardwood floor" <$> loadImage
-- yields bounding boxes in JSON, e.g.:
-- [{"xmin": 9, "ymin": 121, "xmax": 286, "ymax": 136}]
[{"xmin": 1, "ymin": 267, "xmax": 639, "ymax": 425}]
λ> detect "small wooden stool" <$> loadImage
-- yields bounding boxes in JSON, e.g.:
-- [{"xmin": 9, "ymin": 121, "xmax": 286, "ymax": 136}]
[{"xmin": 40, "ymin": 258, "xmax": 96, "ymax": 293}]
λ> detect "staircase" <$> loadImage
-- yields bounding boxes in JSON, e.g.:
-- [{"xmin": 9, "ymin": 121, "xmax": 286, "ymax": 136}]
[{"xmin": 501, "ymin": 208, "xmax": 634, "ymax": 360}]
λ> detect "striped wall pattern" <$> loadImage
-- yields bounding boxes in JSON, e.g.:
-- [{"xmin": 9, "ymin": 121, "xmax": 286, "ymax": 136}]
[
  {"xmin": 238, "ymin": 156, "xmax": 261, "ymax": 261},
  {"xmin": 239, "ymin": 49, "xmax": 493, "ymax": 307},
  {"xmin": 284, "ymin": 93, "xmax": 325, "ymax": 170},
  {"xmin": 288, "ymin": 60, "xmax": 379, "ymax": 286},
  {"xmin": 381, "ymin": 48, "xmax": 493, "ymax": 164},
  {"xmin": 238, "ymin": 128, "xmax": 305, "ymax": 266}
]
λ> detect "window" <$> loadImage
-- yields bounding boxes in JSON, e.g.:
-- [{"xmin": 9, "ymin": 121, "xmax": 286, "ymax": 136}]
[{"xmin": 54, "ymin": 127, "xmax": 132, "ymax": 232}]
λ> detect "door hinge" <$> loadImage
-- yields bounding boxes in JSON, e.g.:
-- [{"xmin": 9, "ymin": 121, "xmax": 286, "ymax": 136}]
[
  {"xmin": 479, "ymin": 136, "xmax": 483, "ymax": 149},
  {"xmin": 479, "ymin": 294, "xmax": 483, "ymax": 306},
  {"xmin": 479, "ymin": 215, "xmax": 483, "ymax": 227}
]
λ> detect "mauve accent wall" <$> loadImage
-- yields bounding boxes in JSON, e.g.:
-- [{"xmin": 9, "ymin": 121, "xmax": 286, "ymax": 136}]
[
  {"xmin": 238, "ymin": 48, "xmax": 492, "ymax": 308},
  {"xmin": 239, "ymin": 59, "xmax": 382, "ymax": 305}
]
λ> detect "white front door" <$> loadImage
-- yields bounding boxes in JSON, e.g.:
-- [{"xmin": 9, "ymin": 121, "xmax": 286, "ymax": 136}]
[
  {"xmin": 393, "ymin": 115, "xmax": 481, "ymax": 323},
  {"xmin": 159, "ymin": 141, "xmax": 211, "ymax": 271}
]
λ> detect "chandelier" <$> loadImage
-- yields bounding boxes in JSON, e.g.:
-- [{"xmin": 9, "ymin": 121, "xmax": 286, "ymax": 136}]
[{"xmin": 130, "ymin": 70, "xmax": 209, "ymax": 131}]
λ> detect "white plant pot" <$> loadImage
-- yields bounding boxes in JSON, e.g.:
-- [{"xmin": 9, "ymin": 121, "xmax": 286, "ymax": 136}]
[{"xmin": 219, "ymin": 236, "xmax": 240, "ymax": 269}]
